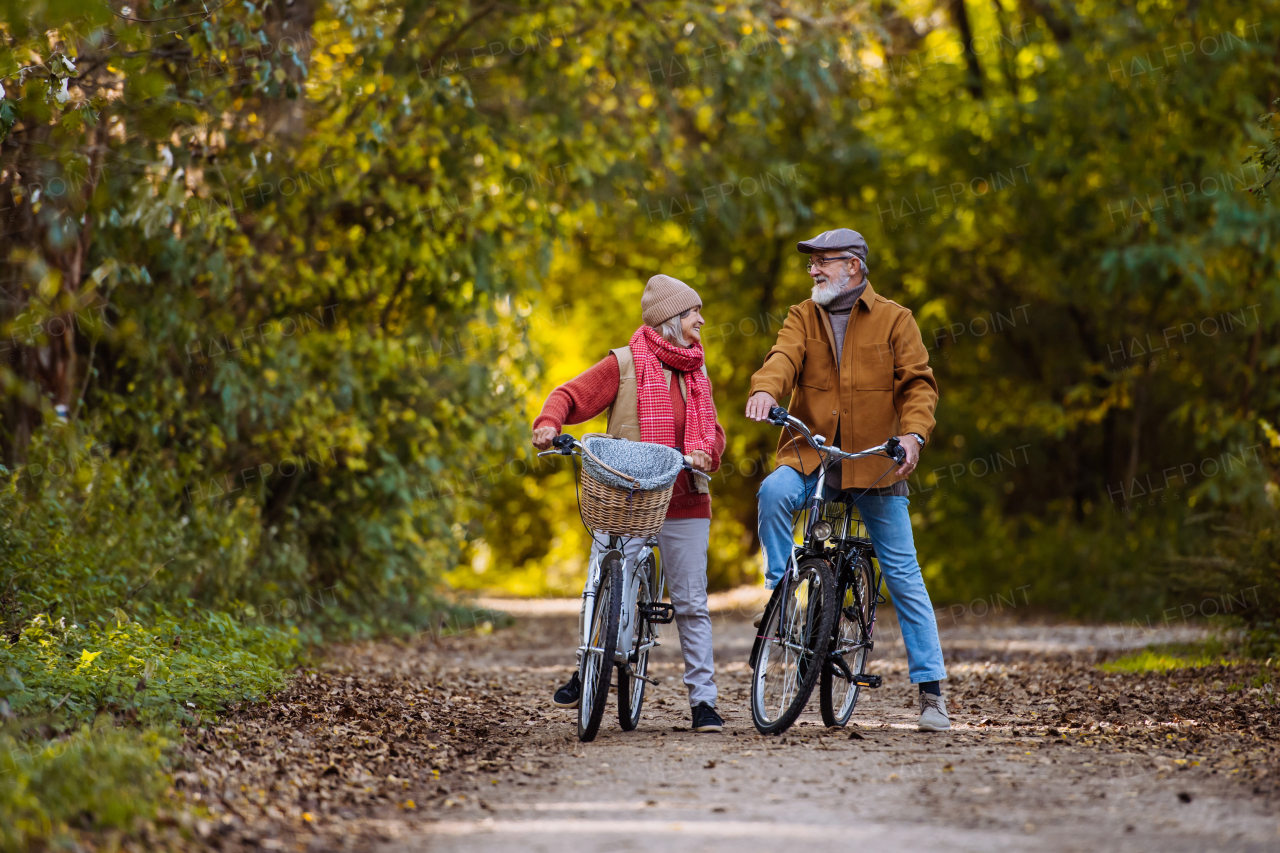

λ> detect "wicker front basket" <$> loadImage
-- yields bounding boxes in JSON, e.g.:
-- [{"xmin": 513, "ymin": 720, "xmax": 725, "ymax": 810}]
[{"xmin": 577, "ymin": 434, "xmax": 676, "ymax": 538}]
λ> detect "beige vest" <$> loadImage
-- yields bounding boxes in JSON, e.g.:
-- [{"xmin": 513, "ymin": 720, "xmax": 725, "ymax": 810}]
[{"xmin": 606, "ymin": 345, "xmax": 711, "ymax": 495}]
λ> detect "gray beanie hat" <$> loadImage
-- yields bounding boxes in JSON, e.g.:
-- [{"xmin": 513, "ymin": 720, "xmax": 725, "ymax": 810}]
[{"xmin": 641, "ymin": 274, "xmax": 702, "ymax": 326}]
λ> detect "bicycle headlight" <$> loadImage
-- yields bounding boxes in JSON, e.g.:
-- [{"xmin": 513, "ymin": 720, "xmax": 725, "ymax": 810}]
[{"xmin": 811, "ymin": 520, "xmax": 833, "ymax": 541}]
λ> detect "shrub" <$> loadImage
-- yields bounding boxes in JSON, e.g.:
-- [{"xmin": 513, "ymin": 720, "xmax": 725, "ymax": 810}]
[{"xmin": 0, "ymin": 723, "xmax": 170, "ymax": 852}]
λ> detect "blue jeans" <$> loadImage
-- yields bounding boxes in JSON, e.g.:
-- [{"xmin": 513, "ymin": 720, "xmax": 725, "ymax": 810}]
[{"xmin": 757, "ymin": 465, "xmax": 947, "ymax": 685}]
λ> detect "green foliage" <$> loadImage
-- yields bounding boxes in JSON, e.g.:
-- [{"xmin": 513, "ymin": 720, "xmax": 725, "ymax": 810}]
[
  {"xmin": 1245, "ymin": 97, "xmax": 1280, "ymax": 196},
  {"xmin": 0, "ymin": 609, "xmax": 296, "ymax": 730},
  {"xmin": 0, "ymin": 0, "xmax": 1275, "ymax": 639},
  {"xmin": 1164, "ymin": 429, "xmax": 1280, "ymax": 656},
  {"xmin": 0, "ymin": 723, "xmax": 170, "ymax": 853}
]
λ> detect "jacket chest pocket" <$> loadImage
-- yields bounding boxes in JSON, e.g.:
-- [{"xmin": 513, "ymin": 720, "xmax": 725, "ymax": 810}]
[
  {"xmin": 856, "ymin": 343, "xmax": 894, "ymax": 390},
  {"xmin": 799, "ymin": 338, "xmax": 833, "ymax": 391}
]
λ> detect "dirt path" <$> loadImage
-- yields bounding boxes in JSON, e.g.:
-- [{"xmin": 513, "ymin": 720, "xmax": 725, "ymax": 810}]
[{"xmin": 178, "ymin": 601, "xmax": 1278, "ymax": 852}]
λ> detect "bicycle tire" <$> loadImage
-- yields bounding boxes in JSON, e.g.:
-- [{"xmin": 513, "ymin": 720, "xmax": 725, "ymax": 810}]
[
  {"xmin": 578, "ymin": 554, "xmax": 622, "ymax": 742},
  {"xmin": 750, "ymin": 558, "xmax": 837, "ymax": 735},
  {"xmin": 617, "ymin": 562, "xmax": 654, "ymax": 731},
  {"xmin": 820, "ymin": 553, "xmax": 875, "ymax": 727}
]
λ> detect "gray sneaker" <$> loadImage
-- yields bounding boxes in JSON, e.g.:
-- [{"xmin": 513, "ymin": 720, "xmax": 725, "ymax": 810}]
[{"xmin": 917, "ymin": 693, "xmax": 951, "ymax": 732}]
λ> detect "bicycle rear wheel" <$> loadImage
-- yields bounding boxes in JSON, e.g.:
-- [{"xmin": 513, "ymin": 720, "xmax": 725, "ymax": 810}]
[
  {"xmin": 750, "ymin": 558, "xmax": 837, "ymax": 735},
  {"xmin": 617, "ymin": 558, "xmax": 655, "ymax": 731},
  {"xmin": 820, "ymin": 553, "xmax": 875, "ymax": 727},
  {"xmin": 579, "ymin": 553, "xmax": 622, "ymax": 742}
]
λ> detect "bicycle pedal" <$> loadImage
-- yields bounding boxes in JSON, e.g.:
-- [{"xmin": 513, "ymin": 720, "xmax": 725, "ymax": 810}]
[
  {"xmin": 852, "ymin": 674, "xmax": 882, "ymax": 688},
  {"xmin": 640, "ymin": 602, "xmax": 675, "ymax": 624}
]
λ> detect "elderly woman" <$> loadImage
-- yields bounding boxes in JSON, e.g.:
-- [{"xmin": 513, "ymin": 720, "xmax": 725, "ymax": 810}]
[{"xmin": 531, "ymin": 274, "xmax": 727, "ymax": 733}]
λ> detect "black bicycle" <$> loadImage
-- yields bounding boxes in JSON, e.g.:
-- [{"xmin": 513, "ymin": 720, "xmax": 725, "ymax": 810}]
[{"xmin": 749, "ymin": 406, "xmax": 906, "ymax": 735}]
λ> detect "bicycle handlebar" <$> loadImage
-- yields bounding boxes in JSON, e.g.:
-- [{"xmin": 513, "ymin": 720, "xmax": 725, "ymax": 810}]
[
  {"xmin": 767, "ymin": 406, "xmax": 906, "ymax": 464},
  {"xmin": 538, "ymin": 433, "xmax": 713, "ymax": 479}
]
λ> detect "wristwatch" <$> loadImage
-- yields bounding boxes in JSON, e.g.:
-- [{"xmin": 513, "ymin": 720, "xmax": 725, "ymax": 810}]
[{"xmin": 907, "ymin": 433, "xmax": 925, "ymax": 448}]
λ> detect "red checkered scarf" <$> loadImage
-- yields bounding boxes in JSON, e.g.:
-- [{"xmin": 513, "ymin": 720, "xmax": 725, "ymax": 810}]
[{"xmin": 628, "ymin": 325, "xmax": 716, "ymax": 455}]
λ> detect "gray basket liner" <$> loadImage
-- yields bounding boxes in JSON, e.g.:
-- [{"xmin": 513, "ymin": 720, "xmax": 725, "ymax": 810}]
[{"xmin": 583, "ymin": 436, "xmax": 684, "ymax": 492}]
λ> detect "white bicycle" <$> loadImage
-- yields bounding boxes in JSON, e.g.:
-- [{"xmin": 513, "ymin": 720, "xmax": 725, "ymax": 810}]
[{"xmin": 539, "ymin": 433, "xmax": 707, "ymax": 741}]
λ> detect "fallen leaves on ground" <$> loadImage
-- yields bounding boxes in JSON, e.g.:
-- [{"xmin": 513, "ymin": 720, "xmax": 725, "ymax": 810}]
[{"xmin": 162, "ymin": 617, "xmax": 1278, "ymax": 850}]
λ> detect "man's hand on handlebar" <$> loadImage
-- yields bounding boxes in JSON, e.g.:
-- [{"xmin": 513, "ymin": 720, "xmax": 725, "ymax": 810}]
[
  {"xmin": 745, "ymin": 391, "xmax": 777, "ymax": 422},
  {"xmin": 686, "ymin": 450, "xmax": 712, "ymax": 472},
  {"xmin": 532, "ymin": 425, "xmax": 559, "ymax": 450},
  {"xmin": 893, "ymin": 434, "xmax": 920, "ymax": 477}
]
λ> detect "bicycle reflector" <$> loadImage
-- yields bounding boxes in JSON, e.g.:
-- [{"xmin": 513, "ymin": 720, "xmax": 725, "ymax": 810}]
[{"xmin": 811, "ymin": 520, "xmax": 833, "ymax": 541}]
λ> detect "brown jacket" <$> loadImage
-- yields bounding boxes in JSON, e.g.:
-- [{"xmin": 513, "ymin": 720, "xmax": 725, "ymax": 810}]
[{"xmin": 749, "ymin": 280, "xmax": 938, "ymax": 488}]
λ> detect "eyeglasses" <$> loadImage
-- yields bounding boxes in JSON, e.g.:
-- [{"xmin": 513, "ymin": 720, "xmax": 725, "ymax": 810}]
[{"xmin": 805, "ymin": 255, "xmax": 855, "ymax": 271}]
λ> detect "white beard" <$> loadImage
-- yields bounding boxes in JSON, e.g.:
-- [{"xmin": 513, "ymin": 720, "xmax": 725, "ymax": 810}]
[{"xmin": 811, "ymin": 274, "xmax": 849, "ymax": 306}]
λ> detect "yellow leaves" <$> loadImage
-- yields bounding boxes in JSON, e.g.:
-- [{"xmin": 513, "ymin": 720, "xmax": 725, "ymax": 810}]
[
  {"xmin": 76, "ymin": 649, "xmax": 103, "ymax": 671},
  {"xmin": 639, "ymin": 92, "xmax": 654, "ymax": 109},
  {"xmin": 264, "ymin": 369, "xmax": 279, "ymax": 386},
  {"xmin": 695, "ymin": 104, "xmax": 714, "ymax": 133},
  {"xmin": 37, "ymin": 269, "xmax": 62, "ymax": 301},
  {"xmin": 1260, "ymin": 419, "xmax": 1280, "ymax": 449}
]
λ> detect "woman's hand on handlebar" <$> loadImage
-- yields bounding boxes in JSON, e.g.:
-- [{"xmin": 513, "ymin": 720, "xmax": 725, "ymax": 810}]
[
  {"xmin": 532, "ymin": 425, "xmax": 559, "ymax": 450},
  {"xmin": 686, "ymin": 450, "xmax": 713, "ymax": 472},
  {"xmin": 745, "ymin": 391, "xmax": 777, "ymax": 422}
]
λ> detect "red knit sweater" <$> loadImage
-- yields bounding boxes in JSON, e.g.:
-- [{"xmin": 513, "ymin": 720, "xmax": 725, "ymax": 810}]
[{"xmin": 533, "ymin": 353, "xmax": 727, "ymax": 519}]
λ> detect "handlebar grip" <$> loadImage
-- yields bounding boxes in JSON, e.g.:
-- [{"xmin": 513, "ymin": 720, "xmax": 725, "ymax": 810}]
[
  {"xmin": 683, "ymin": 454, "xmax": 712, "ymax": 480},
  {"xmin": 886, "ymin": 436, "xmax": 906, "ymax": 463},
  {"xmin": 768, "ymin": 405, "xmax": 789, "ymax": 425},
  {"xmin": 552, "ymin": 433, "xmax": 575, "ymax": 450}
]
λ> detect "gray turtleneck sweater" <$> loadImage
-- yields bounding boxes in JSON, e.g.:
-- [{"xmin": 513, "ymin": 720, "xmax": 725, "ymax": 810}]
[
  {"xmin": 821, "ymin": 281, "xmax": 910, "ymax": 496},
  {"xmin": 824, "ymin": 282, "xmax": 866, "ymax": 360}
]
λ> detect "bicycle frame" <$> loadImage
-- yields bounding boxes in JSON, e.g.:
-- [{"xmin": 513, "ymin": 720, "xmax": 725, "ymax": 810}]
[
  {"xmin": 578, "ymin": 533, "xmax": 662, "ymax": 669},
  {"xmin": 771, "ymin": 408, "xmax": 902, "ymax": 583}
]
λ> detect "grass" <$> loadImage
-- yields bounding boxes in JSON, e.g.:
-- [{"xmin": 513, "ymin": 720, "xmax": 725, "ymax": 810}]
[{"xmin": 1099, "ymin": 637, "xmax": 1238, "ymax": 674}]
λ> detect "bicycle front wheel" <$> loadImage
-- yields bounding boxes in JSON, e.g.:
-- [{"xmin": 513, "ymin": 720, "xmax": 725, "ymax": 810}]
[
  {"xmin": 750, "ymin": 558, "xmax": 837, "ymax": 735},
  {"xmin": 820, "ymin": 553, "xmax": 875, "ymax": 727},
  {"xmin": 578, "ymin": 553, "xmax": 622, "ymax": 742}
]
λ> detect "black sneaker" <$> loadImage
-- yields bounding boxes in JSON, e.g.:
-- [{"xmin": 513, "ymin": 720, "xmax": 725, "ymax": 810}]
[
  {"xmin": 691, "ymin": 701, "xmax": 723, "ymax": 732},
  {"xmin": 553, "ymin": 672, "xmax": 581, "ymax": 708}
]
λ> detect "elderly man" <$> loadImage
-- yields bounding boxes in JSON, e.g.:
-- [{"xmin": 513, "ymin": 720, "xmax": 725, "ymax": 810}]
[{"xmin": 744, "ymin": 228, "xmax": 950, "ymax": 732}]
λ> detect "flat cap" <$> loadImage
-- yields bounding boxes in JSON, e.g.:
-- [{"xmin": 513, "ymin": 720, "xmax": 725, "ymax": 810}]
[{"xmin": 797, "ymin": 228, "xmax": 868, "ymax": 267}]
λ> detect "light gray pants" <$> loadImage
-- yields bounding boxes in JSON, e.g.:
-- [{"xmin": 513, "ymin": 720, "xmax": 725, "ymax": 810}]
[{"xmin": 585, "ymin": 518, "xmax": 717, "ymax": 708}]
